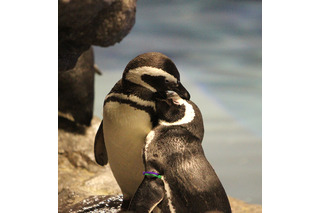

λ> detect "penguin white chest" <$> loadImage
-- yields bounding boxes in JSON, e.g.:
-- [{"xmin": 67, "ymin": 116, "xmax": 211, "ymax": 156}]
[{"xmin": 103, "ymin": 101, "xmax": 153, "ymax": 198}]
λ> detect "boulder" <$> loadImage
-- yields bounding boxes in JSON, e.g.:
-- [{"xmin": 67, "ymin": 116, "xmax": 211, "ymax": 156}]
[
  {"xmin": 58, "ymin": 0, "xmax": 137, "ymax": 71},
  {"xmin": 58, "ymin": 0, "xmax": 136, "ymax": 126},
  {"xmin": 58, "ymin": 47, "xmax": 95, "ymax": 126}
]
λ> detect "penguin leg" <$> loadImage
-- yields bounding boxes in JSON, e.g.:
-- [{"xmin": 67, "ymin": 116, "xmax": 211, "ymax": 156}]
[
  {"xmin": 129, "ymin": 177, "xmax": 164, "ymax": 213},
  {"xmin": 94, "ymin": 121, "xmax": 108, "ymax": 165}
]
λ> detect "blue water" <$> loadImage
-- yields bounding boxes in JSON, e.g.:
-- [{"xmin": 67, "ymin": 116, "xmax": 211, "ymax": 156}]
[{"xmin": 93, "ymin": 0, "xmax": 261, "ymax": 204}]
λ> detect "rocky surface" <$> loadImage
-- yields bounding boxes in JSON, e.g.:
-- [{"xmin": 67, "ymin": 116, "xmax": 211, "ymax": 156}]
[
  {"xmin": 58, "ymin": 0, "xmax": 137, "ymax": 72},
  {"xmin": 229, "ymin": 197, "xmax": 262, "ymax": 213},
  {"xmin": 58, "ymin": 117, "xmax": 261, "ymax": 212},
  {"xmin": 58, "ymin": 116, "xmax": 121, "ymax": 213}
]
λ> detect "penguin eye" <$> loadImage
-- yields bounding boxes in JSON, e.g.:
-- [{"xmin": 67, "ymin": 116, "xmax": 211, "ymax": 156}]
[{"xmin": 165, "ymin": 79, "xmax": 170, "ymax": 83}]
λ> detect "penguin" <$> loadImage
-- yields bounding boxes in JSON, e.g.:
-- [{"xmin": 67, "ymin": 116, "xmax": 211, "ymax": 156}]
[
  {"xmin": 128, "ymin": 91, "xmax": 231, "ymax": 213},
  {"xmin": 94, "ymin": 52, "xmax": 190, "ymax": 208}
]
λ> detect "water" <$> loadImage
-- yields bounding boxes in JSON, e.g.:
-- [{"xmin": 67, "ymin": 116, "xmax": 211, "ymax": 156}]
[{"xmin": 93, "ymin": 0, "xmax": 261, "ymax": 204}]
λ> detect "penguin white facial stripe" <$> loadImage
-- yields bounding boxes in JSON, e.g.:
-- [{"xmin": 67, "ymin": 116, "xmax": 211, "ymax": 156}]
[
  {"xmin": 162, "ymin": 177, "xmax": 176, "ymax": 213},
  {"xmin": 126, "ymin": 73, "xmax": 156, "ymax": 92},
  {"xmin": 125, "ymin": 66, "xmax": 178, "ymax": 91},
  {"xmin": 105, "ymin": 93, "xmax": 156, "ymax": 110},
  {"xmin": 159, "ymin": 100, "xmax": 195, "ymax": 126}
]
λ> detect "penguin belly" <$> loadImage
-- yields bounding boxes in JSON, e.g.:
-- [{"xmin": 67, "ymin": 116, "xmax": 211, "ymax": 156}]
[{"xmin": 103, "ymin": 101, "xmax": 152, "ymax": 198}]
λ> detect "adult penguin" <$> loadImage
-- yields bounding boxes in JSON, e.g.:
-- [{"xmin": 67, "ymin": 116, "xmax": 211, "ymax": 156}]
[
  {"xmin": 129, "ymin": 91, "xmax": 231, "ymax": 213},
  {"xmin": 94, "ymin": 52, "xmax": 190, "ymax": 208}
]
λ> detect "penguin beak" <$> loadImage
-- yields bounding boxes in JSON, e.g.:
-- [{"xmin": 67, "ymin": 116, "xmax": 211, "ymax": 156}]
[{"xmin": 173, "ymin": 82, "xmax": 190, "ymax": 100}]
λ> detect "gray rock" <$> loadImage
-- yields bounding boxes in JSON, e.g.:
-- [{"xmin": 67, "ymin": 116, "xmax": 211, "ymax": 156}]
[
  {"xmin": 61, "ymin": 195, "xmax": 123, "ymax": 213},
  {"xmin": 58, "ymin": 47, "xmax": 95, "ymax": 126},
  {"xmin": 58, "ymin": 0, "xmax": 137, "ymax": 71}
]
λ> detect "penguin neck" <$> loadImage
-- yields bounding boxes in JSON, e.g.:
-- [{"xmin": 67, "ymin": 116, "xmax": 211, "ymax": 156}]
[
  {"xmin": 159, "ymin": 100, "xmax": 204, "ymax": 141},
  {"xmin": 182, "ymin": 119, "xmax": 204, "ymax": 142},
  {"xmin": 185, "ymin": 102, "xmax": 204, "ymax": 141},
  {"xmin": 159, "ymin": 99, "xmax": 195, "ymax": 126}
]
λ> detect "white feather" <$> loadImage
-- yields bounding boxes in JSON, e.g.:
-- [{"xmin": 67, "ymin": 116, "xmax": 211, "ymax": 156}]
[
  {"xmin": 125, "ymin": 66, "xmax": 178, "ymax": 92},
  {"xmin": 159, "ymin": 99, "xmax": 195, "ymax": 126},
  {"xmin": 162, "ymin": 177, "xmax": 176, "ymax": 213},
  {"xmin": 145, "ymin": 130, "xmax": 155, "ymax": 161}
]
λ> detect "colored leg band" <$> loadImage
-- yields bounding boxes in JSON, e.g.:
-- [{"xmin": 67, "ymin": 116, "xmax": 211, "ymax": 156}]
[{"xmin": 143, "ymin": 171, "xmax": 162, "ymax": 179}]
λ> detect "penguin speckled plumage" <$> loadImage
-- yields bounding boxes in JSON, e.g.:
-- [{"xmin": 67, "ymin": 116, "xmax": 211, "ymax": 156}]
[
  {"xmin": 128, "ymin": 91, "xmax": 231, "ymax": 213},
  {"xmin": 94, "ymin": 52, "xmax": 190, "ymax": 207}
]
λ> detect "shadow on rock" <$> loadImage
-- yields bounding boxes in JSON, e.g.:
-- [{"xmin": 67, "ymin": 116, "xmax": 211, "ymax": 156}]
[
  {"xmin": 60, "ymin": 195, "xmax": 123, "ymax": 213},
  {"xmin": 58, "ymin": 116, "xmax": 86, "ymax": 135}
]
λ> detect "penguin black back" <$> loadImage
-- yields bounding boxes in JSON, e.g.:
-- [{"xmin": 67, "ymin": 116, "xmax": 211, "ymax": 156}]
[{"xmin": 129, "ymin": 91, "xmax": 231, "ymax": 213}]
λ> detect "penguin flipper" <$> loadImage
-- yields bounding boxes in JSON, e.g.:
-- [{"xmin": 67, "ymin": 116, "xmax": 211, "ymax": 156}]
[
  {"xmin": 94, "ymin": 121, "xmax": 108, "ymax": 166},
  {"xmin": 129, "ymin": 177, "xmax": 164, "ymax": 212}
]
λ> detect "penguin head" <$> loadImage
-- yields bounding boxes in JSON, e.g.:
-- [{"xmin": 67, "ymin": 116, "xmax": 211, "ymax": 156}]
[
  {"xmin": 122, "ymin": 52, "xmax": 190, "ymax": 100},
  {"xmin": 155, "ymin": 91, "xmax": 187, "ymax": 123},
  {"xmin": 156, "ymin": 91, "xmax": 204, "ymax": 140}
]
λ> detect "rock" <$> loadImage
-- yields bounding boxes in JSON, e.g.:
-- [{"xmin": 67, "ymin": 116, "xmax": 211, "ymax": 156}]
[
  {"xmin": 62, "ymin": 195, "xmax": 262, "ymax": 213},
  {"xmin": 58, "ymin": 47, "xmax": 95, "ymax": 126},
  {"xmin": 61, "ymin": 195, "xmax": 123, "ymax": 213},
  {"xmin": 58, "ymin": 117, "xmax": 261, "ymax": 212},
  {"xmin": 58, "ymin": 116, "xmax": 121, "ymax": 213},
  {"xmin": 229, "ymin": 197, "xmax": 262, "ymax": 213},
  {"xmin": 58, "ymin": 0, "xmax": 137, "ymax": 71},
  {"xmin": 58, "ymin": 0, "xmax": 137, "ymax": 126}
]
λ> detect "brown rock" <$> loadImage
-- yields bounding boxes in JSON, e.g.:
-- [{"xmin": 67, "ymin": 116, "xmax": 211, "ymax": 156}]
[
  {"xmin": 229, "ymin": 197, "xmax": 262, "ymax": 213},
  {"xmin": 58, "ymin": 47, "xmax": 95, "ymax": 126},
  {"xmin": 58, "ymin": 0, "xmax": 137, "ymax": 71}
]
